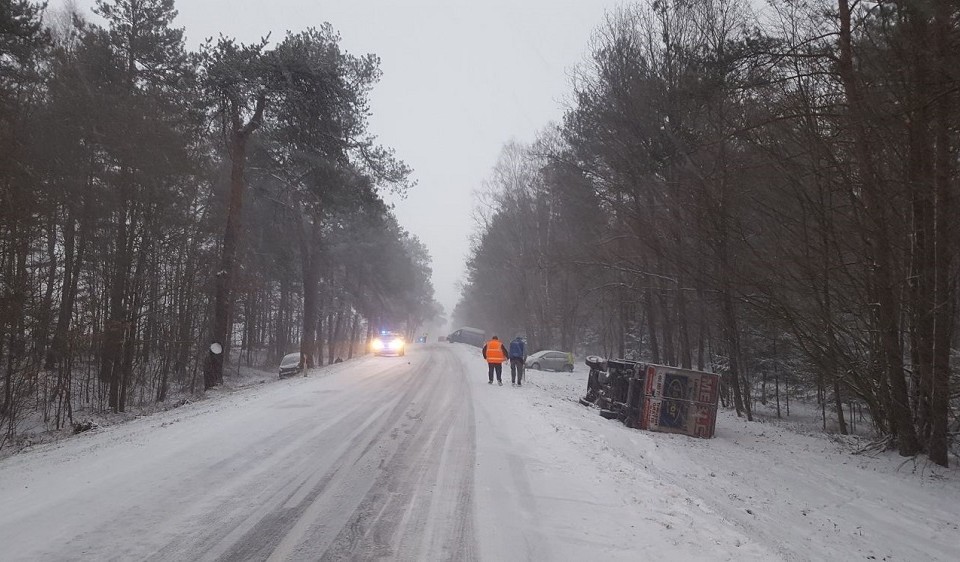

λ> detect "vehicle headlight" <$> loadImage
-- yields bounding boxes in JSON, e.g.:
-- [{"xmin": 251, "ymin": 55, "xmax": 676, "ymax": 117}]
[
  {"xmin": 389, "ymin": 338, "xmax": 404, "ymax": 350},
  {"xmin": 372, "ymin": 338, "xmax": 385, "ymax": 351}
]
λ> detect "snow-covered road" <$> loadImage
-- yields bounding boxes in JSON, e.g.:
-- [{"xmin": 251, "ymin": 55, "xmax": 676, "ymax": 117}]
[
  {"xmin": 0, "ymin": 345, "xmax": 479, "ymax": 560},
  {"xmin": 0, "ymin": 343, "xmax": 958, "ymax": 561}
]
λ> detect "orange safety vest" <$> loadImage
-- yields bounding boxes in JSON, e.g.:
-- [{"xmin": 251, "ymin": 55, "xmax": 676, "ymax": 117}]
[{"xmin": 484, "ymin": 339, "xmax": 507, "ymax": 364}]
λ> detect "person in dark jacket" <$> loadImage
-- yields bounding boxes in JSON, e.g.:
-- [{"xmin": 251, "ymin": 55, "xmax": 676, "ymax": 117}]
[
  {"xmin": 508, "ymin": 335, "xmax": 526, "ymax": 386},
  {"xmin": 482, "ymin": 336, "xmax": 509, "ymax": 385}
]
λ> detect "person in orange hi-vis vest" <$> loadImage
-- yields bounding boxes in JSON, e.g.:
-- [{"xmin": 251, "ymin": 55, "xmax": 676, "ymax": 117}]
[{"xmin": 481, "ymin": 336, "xmax": 509, "ymax": 386}]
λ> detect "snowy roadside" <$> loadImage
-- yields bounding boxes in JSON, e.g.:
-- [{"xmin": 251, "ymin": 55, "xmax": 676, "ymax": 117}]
[
  {"xmin": 459, "ymin": 345, "xmax": 960, "ymax": 561},
  {"xmin": 1, "ymin": 356, "xmax": 372, "ymax": 462}
]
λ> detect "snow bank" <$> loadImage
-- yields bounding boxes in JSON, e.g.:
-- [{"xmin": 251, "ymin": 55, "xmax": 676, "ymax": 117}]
[{"xmin": 462, "ymin": 347, "xmax": 960, "ymax": 561}]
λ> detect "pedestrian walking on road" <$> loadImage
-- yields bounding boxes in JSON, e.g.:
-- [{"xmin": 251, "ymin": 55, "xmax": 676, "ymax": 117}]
[
  {"xmin": 509, "ymin": 335, "xmax": 525, "ymax": 386},
  {"xmin": 482, "ymin": 336, "xmax": 508, "ymax": 385}
]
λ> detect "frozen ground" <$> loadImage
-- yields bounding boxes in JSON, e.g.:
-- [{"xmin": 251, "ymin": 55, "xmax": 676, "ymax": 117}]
[
  {"xmin": 0, "ymin": 343, "xmax": 957, "ymax": 561},
  {"xmin": 517, "ymin": 359, "xmax": 960, "ymax": 561},
  {"xmin": 3, "ymin": 361, "xmax": 279, "ymax": 458}
]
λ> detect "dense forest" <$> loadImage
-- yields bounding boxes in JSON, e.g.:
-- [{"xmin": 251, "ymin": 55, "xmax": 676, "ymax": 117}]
[
  {"xmin": 455, "ymin": 0, "xmax": 959, "ymax": 465},
  {"xmin": 0, "ymin": 0, "xmax": 440, "ymax": 447}
]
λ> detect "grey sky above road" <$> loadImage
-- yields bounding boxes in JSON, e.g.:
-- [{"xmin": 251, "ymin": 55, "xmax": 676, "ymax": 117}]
[{"xmin": 53, "ymin": 0, "xmax": 625, "ymax": 322}]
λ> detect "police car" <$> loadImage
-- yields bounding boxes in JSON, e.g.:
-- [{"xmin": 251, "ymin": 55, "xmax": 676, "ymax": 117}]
[{"xmin": 371, "ymin": 330, "xmax": 406, "ymax": 356}]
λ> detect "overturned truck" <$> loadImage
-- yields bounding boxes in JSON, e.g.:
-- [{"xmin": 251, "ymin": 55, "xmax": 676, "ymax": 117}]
[{"xmin": 580, "ymin": 357, "xmax": 720, "ymax": 438}]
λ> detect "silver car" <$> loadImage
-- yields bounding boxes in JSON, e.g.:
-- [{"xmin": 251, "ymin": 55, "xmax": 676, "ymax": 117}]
[
  {"xmin": 525, "ymin": 350, "xmax": 574, "ymax": 372},
  {"xmin": 279, "ymin": 352, "xmax": 304, "ymax": 378}
]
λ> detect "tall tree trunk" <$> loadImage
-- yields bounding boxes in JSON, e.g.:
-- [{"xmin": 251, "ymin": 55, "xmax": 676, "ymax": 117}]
[
  {"xmin": 927, "ymin": 0, "xmax": 955, "ymax": 466},
  {"xmin": 696, "ymin": 284, "xmax": 706, "ymax": 371},
  {"xmin": 715, "ymin": 126, "xmax": 749, "ymax": 419},
  {"xmin": 172, "ymin": 234, "xmax": 198, "ymax": 391},
  {"xmin": 657, "ymin": 286, "xmax": 676, "ymax": 366},
  {"xmin": 329, "ymin": 300, "xmax": 346, "ymax": 364},
  {"xmin": 315, "ymin": 297, "xmax": 325, "ymax": 367},
  {"xmin": 721, "ymin": 286, "xmax": 749, "ymax": 419},
  {"xmin": 35, "ymin": 215, "xmax": 58, "ymax": 366},
  {"xmin": 676, "ymin": 278, "xmax": 692, "ymax": 369},
  {"xmin": 833, "ymin": 376, "xmax": 848, "ymax": 435},
  {"xmin": 299, "ymin": 219, "xmax": 321, "ymax": 368},
  {"xmin": 276, "ymin": 278, "xmax": 291, "ymax": 364},
  {"xmin": 347, "ymin": 312, "xmax": 360, "ymax": 359},
  {"xmin": 47, "ymin": 214, "xmax": 81, "ymax": 370},
  {"xmin": 142, "ymin": 248, "xmax": 159, "ymax": 368},
  {"xmin": 820, "ymin": 184, "xmax": 846, "ymax": 435},
  {"xmin": 204, "ymin": 95, "xmax": 265, "ymax": 390},
  {"xmin": 905, "ymin": 4, "xmax": 936, "ymax": 445},
  {"xmin": 3, "ymin": 215, "xmax": 30, "ymax": 438},
  {"xmin": 326, "ymin": 309, "xmax": 336, "ymax": 364},
  {"xmin": 644, "ymin": 287, "xmax": 661, "ymax": 364},
  {"xmin": 774, "ymin": 335, "xmax": 781, "ymax": 418},
  {"xmin": 104, "ymin": 199, "xmax": 132, "ymax": 412},
  {"xmin": 837, "ymin": 0, "xmax": 918, "ymax": 455}
]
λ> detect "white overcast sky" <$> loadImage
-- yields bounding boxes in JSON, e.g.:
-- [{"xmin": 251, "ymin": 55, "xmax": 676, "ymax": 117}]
[{"xmin": 52, "ymin": 0, "xmax": 625, "ymax": 319}]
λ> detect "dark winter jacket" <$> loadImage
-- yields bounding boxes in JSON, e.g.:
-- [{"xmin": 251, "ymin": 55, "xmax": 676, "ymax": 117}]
[{"xmin": 508, "ymin": 338, "xmax": 525, "ymax": 360}]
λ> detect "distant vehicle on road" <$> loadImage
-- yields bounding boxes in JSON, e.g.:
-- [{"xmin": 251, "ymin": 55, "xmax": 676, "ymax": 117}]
[
  {"xmin": 526, "ymin": 350, "xmax": 574, "ymax": 372},
  {"xmin": 372, "ymin": 331, "xmax": 406, "ymax": 356},
  {"xmin": 279, "ymin": 352, "xmax": 304, "ymax": 378},
  {"xmin": 446, "ymin": 327, "xmax": 486, "ymax": 347}
]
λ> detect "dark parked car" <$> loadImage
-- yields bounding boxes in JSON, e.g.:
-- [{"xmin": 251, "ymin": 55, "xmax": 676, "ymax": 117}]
[
  {"xmin": 525, "ymin": 350, "xmax": 574, "ymax": 372},
  {"xmin": 279, "ymin": 352, "xmax": 304, "ymax": 378}
]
